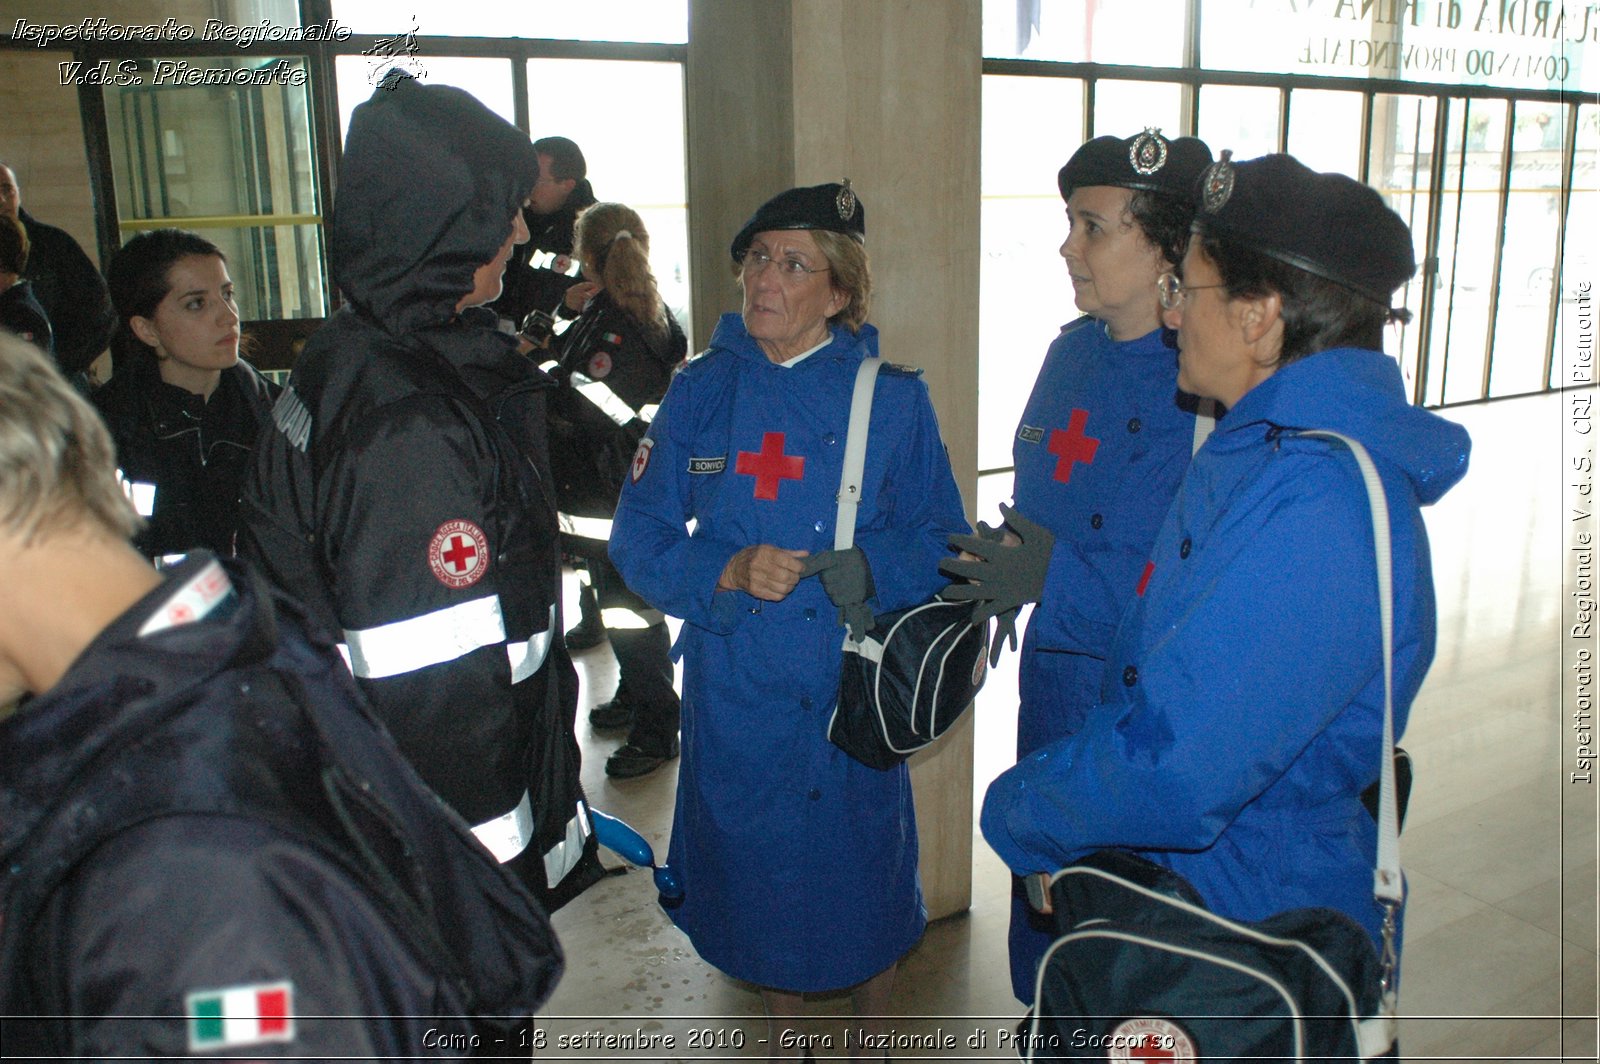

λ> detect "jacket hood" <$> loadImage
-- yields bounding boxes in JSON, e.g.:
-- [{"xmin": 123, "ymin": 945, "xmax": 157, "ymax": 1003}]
[
  {"xmin": 332, "ymin": 73, "xmax": 539, "ymax": 335},
  {"xmin": 1227, "ymin": 346, "xmax": 1470, "ymax": 504}
]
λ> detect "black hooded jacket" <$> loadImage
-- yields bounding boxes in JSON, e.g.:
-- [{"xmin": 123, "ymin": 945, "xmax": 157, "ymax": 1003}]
[
  {"xmin": 0, "ymin": 555, "xmax": 562, "ymax": 1058},
  {"xmin": 241, "ymin": 73, "xmax": 600, "ymax": 911}
]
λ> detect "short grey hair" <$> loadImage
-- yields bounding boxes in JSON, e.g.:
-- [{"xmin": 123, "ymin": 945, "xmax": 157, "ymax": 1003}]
[{"xmin": 0, "ymin": 333, "xmax": 140, "ymax": 543}]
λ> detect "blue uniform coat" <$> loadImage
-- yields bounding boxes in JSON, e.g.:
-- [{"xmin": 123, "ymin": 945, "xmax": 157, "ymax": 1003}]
[
  {"xmin": 984, "ymin": 346, "xmax": 1470, "ymax": 956},
  {"xmin": 610, "ymin": 314, "xmax": 968, "ymax": 991},
  {"xmin": 1012, "ymin": 319, "xmax": 1197, "ymax": 754},
  {"xmin": 1005, "ymin": 317, "xmax": 1199, "ymax": 1000}
]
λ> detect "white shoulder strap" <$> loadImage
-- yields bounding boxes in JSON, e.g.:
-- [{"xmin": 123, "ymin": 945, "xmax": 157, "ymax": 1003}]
[
  {"xmin": 834, "ymin": 357, "xmax": 882, "ymax": 551},
  {"xmin": 1298, "ymin": 429, "xmax": 1403, "ymax": 1018}
]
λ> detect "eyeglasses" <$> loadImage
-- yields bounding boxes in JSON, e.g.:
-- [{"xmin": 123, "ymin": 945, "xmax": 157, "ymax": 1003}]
[
  {"xmin": 1157, "ymin": 271, "xmax": 1226, "ymax": 311},
  {"xmin": 736, "ymin": 247, "xmax": 830, "ymax": 282}
]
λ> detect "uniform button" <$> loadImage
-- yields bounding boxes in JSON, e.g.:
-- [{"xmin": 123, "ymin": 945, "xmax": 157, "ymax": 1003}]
[
  {"xmin": 1127, "ymin": 417, "xmax": 1142, "ymax": 433},
  {"xmin": 808, "ymin": 788, "xmax": 822, "ymax": 801},
  {"xmin": 1180, "ymin": 537, "xmax": 1192, "ymax": 559},
  {"xmin": 804, "ymin": 608, "xmax": 817, "ymax": 620},
  {"xmin": 749, "ymin": 604, "xmax": 762, "ymax": 614},
  {"xmin": 801, "ymin": 696, "xmax": 813, "ymax": 709},
  {"xmin": 1122, "ymin": 665, "xmax": 1139, "ymax": 687},
  {"xmin": 823, "ymin": 432, "xmax": 837, "ymax": 445},
  {"xmin": 1090, "ymin": 513, "xmax": 1104, "ymax": 529},
  {"xmin": 814, "ymin": 520, "xmax": 826, "ymax": 533}
]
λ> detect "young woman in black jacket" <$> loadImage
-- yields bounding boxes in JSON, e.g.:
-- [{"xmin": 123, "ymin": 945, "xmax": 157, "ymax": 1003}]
[{"xmin": 94, "ymin": 229, "xmax": 277, "ymax": 562}]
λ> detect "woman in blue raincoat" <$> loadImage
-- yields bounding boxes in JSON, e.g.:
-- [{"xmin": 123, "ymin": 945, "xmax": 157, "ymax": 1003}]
[
  {"xmin": 971, "ymin": 153, "xmax": 1470, "ymax": 1007},
  {"xmin": 610, "ymin": 183, "xmax": 967, "ymax": 1059}
]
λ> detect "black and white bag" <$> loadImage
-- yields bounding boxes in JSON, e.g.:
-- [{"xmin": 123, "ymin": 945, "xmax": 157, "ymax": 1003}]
[
  {"xmin": 824, "ymin": 357, "xmax": 990, "ymax": 770},
  {"xmin": 1023, "ymin": 430, "xmax": 1404, "ymax": 1062}
]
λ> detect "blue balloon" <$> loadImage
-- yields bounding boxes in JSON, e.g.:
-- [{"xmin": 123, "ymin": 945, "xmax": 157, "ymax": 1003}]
[{"xmin": 589, "ymin": 808, "xmax": 655, "ymax": 868}]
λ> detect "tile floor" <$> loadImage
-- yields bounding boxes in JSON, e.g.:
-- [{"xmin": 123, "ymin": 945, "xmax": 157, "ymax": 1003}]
[{"xmin": 536, "ymin": 390, "xmax": 1598, "ymax": 1061}]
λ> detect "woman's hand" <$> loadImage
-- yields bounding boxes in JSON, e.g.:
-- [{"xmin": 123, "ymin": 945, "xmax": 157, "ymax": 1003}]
[
  {"xmin": 717, "ymin": 545, "xmax": 810, "ymax": 602},
  {"xmin": 564, "ymin": 281, "xmax": 601, "ymax": 313}
]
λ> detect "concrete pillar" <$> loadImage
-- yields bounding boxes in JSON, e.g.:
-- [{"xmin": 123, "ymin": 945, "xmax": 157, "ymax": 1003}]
[{"xmin": 687, "ymin": 0, "xmax": 983, "ymax": 919}]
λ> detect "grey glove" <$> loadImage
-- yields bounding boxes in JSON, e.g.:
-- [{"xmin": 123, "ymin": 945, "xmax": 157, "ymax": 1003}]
[
  {"xmin": 939, "ymin": 503, "xmax": 1055, "ymax": 630},
  {"xmin": 800, "ymin": 547, "xmax": 876, "ymax": 641},
  {"xmin": 971, "ymin": 519, "xmax": 1020, "ymax": 667}
]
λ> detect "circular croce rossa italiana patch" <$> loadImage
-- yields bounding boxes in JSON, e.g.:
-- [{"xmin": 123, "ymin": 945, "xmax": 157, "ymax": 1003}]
[{"xmin": 428, "ymin": 519, "xmax": 490, "ymax": 589}]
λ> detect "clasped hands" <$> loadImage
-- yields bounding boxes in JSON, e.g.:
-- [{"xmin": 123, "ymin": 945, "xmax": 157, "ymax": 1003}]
[
  {"xmin": 717, "ymin": 544, "xmax": 876, "ymax": 640},
  {"xmin": 940, "ymin": 502, "xmax": 1055, "ymax": 667}
]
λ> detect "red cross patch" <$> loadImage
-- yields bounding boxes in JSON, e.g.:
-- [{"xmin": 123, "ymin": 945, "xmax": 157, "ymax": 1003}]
[
  {"xmin": 587, "ymin": 350, "xmax": 613, "ymax": 378},
  {"xmin": 1048, "ymin": 408, "xmax": 1100, "ymax": 483},
  {"xmin": 630, "ymin": 437, "xmax": 654, "ymax": 483},
  {"xmin": 1106, "ymin": 1016, "xmax": 1196, "ymax": 1060},
  {"xmin": 428, "ymin": 519, "xmax": 489, "ymax": 589},
  {"xmin": 734, "ymin": 432, "xmax": 805, "ymax": 501}
]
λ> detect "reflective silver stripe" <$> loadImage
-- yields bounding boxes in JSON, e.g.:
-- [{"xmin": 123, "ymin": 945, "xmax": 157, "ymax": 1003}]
[
  {"xmin": 271, "ymin": 386, "xmax": 313, "ymax": 453},
  {"xmin": 471, "ymin": 790, "xmax": 535, "ymax": 863},
  {"xmin": 538, "ymin": 360, "xmax": 561, "ymax": 374},
  {"xmin": 343, "ymin": 594, "xmax": 506, "ymax": 679},
  {"xmin": 601, "ymin": 606, "xmax": 665, "ymax": 629},
  {"xmin": 637, "ymin": 403, "xmax": 659, "ymax": 424},
  {"xmin": 570, "ymin": 371, "xmax": 644, "ymax": 427},
  {"xmin": 558, "ymin": 511, "xmax": 614, "ymax": 541},
  {"xmin": 542, "ymin": 802, "xmax": 592, "ymax": 886},
  {"xmin": 506, "ymin": 603, "xmax": 556, "ymax": 684}
]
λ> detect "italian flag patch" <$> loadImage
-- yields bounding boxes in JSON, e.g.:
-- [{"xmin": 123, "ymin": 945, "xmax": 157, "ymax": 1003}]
[{"xmin": 185, "ymin": 981, "xmax": 295, "ymax": 1052}]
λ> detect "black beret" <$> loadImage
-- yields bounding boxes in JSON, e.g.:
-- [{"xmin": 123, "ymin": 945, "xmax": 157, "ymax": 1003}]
[
  {"xmin": 1195, "ymin": 152, "xmax": 1416, "ymax": 305},
  {"xmin": 730, "ymin": 181, "xmax": 865, "ymax": 260},
  {"xmin": 1058, "ymin": 129, "xmax": 1214, "ymax": 203}
]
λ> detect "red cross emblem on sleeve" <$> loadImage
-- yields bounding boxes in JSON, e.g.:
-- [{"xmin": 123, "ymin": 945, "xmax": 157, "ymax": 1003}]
[
  {"xmin": 429, "ymin": 519, "xmax": 490, "ymax": 589},
  {"xmin": 1048, "ymin": 408, "xmax": 1100, "ymax": 483},
  {"xmin": 735, "ymin": 432, "xmax": 805, "ymax": 501}
]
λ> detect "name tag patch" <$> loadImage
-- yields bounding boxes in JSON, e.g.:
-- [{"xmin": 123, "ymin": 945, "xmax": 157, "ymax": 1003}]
[
  {"xmin": 688, "ymin": 456, "xmax": 727, "ymax": 474},
  {"xmin": 1018, "ymin": 425, "xmax": 1046, "ymax": 444}
]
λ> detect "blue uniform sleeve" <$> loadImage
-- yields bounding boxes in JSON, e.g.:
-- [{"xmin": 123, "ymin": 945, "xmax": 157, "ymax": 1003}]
[
  {"xmin": 854, "ymin": 377, "xmax": 971, "ymax": 612},
  {"xmin": 610, "ymin": 370, "xmax": 754, "ymax": 634},
  {"xmin": 982, "ymin": 455, "xmax": 1387, "ymax": 874}
]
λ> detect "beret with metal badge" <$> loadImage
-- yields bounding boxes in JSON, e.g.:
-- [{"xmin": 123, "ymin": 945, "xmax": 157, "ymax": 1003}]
[
  {"xmin": 1057, "ymin": 128, "xmax": 1215, "ymax": 203},
  {"xmin": 730, "ymin": 180, "xmax": 865, "ymax": 260},
  {"xmin": 1195, "ymin": 151, "xmax": 1416, "ymax": 305}
]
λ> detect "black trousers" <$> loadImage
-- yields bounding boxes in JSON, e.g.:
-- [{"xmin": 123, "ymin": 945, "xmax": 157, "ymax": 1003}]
[{"xmin": 589, "ymin": 550, "xmax": 680, "ymax": 752}]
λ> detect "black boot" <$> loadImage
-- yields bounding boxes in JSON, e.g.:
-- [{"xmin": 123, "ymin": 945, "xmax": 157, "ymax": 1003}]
[{"xmin": 564, "ymin": 582, "xmax": 605, "ymax": 650}]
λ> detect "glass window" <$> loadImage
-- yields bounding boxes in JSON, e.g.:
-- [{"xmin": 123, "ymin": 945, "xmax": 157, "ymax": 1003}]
[
  {"xmin": 979, "ymin": 74, "xmax": 1086, "ymax": 472},
  {"xmin": 334, "ymin": 55, "xmax": 516, "ymax": 143},
  {"xmin": 1287, "ymin": 89, "xmax": 1364, "ymax": 177},
  {"xmin": 103, "ymin": 56, "xmax": 326, "ymax": 321},
  {"xmin": 1489, "ymin": 100, "xmax": 1566, "ymax": 398},
  {"xmin": 1553, "ymin": 104, "xmax": 1598, "ymax": 390},
  {"xmin": 527, "ymin": 58, "xmax": 690, "ymax": 330},
  {"xmin": 983, "ymin": 0, "xmax": 1186, "ymax": 66},
  {"xmin": 1197, "ymin": 85, "xmax": 1280, "ymax": 160},
  {"xmin": 331, "ymin": 1, "xmax": 687, "ymax": 43},
  {"xmin": 1368, "ymin": 94, "xmax": 1438, "ymax": 399},
  {"xmin": 1429, "ymin": 97, "xmax": 1509, "ymax": 405},
  {"xmin": 1093, "ymin": 81, "xmax": 1183, "ymax": 141}
]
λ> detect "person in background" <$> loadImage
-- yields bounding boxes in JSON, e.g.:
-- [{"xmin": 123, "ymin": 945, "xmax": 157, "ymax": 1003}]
[
  {"xmin": 0, "ymin": 162, "xmax": 115, "ymax": 383},
  {"xmin": 943, "ymin": 129, "xmax": 1213, "ymax": 1003},
  {"xmin": 545, "ymin": 201, "xmax": 686, "ymax": 778},
  {"xmin": 490, "ymin": 136, "xmax": 606, "ymax": 647},
  {"xmin": 0, "ymin": 332, "xmax": 563, "ymax": 1060},
  {"xmin": 93, "ymin": 229, "xmax": 278, "ymax": 563},
  {"xmin": 609, "ymin": 182, "xmax": 969, "ymax": 1059},
  {"xmin": 242, "ymin": 73, "xmax": 602, "ymax": 914},
  {"xmin": 0, "ymin": 214, "xmax": 53, "ymax": 355},
  {"xmin": 980, "ymin": 153, "xmax": 1470, "ymax": 1003}
]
